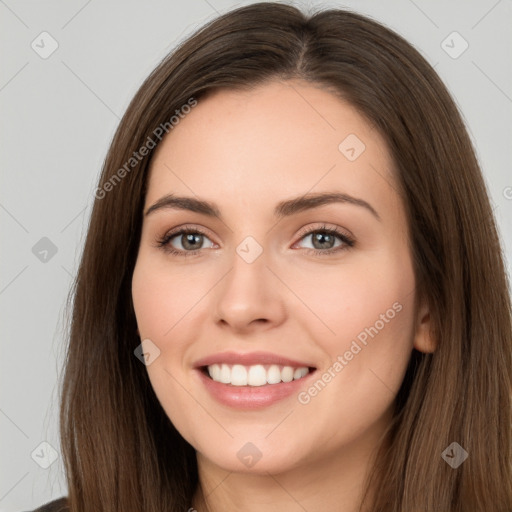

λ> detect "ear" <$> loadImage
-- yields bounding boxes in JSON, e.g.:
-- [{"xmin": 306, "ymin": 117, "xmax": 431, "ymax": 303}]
[{"xmin": 413, "ymin": 296, "xmax": 436, "ymax": 353}]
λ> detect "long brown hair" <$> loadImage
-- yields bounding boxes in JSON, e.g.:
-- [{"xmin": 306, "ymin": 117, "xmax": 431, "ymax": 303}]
[{"xmin": 59, "ymin": 3, "xmax": 512, "ymax": 510}]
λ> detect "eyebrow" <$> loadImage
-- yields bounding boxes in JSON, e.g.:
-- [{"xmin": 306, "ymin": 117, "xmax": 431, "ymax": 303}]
[{"xmin": 144, "ymin": 192, "xmax": 380, "ymax": 221}]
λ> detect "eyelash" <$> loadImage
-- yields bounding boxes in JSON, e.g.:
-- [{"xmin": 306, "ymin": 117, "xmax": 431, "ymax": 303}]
[{"xmin": 155, "ymin": 224, "xmax": 355, "ymax": 258}]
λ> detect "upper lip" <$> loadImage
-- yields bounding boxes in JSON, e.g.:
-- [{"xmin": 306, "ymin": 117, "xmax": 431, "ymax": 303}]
[{"xmin": 193, "ymin": 351, "xmax": 316, "ymax": 369}]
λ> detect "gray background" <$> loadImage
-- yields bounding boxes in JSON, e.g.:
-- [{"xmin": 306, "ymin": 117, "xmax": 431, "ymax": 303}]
[{"xmin": 1, "ymin": 0, "xmax": 511, "ymax": 510}]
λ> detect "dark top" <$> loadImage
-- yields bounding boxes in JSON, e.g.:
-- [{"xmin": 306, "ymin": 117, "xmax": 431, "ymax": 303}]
[{"xmin": 23, "ymin": 497, "xmax": 68, "ymax": 512}]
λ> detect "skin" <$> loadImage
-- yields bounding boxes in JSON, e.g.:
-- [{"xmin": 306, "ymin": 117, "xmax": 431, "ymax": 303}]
[{"xmin": 131, "ymin": 79, "xmax": 434, "ymax": 512}]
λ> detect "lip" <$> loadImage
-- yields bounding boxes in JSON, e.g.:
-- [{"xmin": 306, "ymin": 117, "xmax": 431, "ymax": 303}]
[
  {"xmin": 193, "ymin": 360, "xmax": 317, "ymax": 410},
  {"xmin": 193, "ymin": 350, "xmax": 316, "ymax": 369}
]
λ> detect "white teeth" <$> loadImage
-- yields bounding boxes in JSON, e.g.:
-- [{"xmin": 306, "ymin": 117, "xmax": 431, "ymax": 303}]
[
  {"xmin": 231, "ymin": 365, "xmax": 247, "ymax": 386},
  {"xmin": 281, "ymin": 366, "xmax": 294, "ymax": 383},
  {"xmin": 247, "ymin": 364, "xmax": 267, "ymax": 386},
  {"xmin": 219, "ymin": 364, "xmax": 231, "ymax": 384},
  {"xmin": 293, "ymin": 368, "xmax": 304, "ymax": 380},
  {"xmin": 206, "ymin": 363, "xmax": 311, "ymax": 386},
  {"xmin": 267, "ymin": 365, "xmax": 281, "ymax": 384}
]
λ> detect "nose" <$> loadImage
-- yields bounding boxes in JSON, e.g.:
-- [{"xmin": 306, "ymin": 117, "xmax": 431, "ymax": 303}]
[{"xmin": 213, "ymin": 245, "xmax": 286, "ymax": 334}]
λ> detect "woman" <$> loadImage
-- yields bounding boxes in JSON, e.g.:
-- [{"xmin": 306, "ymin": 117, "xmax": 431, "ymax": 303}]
[{"xmin": 30, "ymin": 2, "xmax": 512, "ymax": 511}]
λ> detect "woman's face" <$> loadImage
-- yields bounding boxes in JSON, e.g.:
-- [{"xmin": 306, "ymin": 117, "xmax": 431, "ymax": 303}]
[{"xmin": 131, "ymin": 79, "xmax": 432, "ymax": 475}]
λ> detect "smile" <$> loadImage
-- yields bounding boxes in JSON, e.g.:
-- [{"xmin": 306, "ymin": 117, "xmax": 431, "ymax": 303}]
[{"xmin": 203, "ymin": 363, "xmax": 313, "ymax": 387}]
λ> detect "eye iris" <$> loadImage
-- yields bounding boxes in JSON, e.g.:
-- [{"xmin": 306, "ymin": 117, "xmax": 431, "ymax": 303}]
[
  {"xmin": 182, "ymin": 233, "xmax": 202, "ymax": 250},
  {"xmin": 312, "ymin": 232, "xmax": 335, "ymax": 250}
]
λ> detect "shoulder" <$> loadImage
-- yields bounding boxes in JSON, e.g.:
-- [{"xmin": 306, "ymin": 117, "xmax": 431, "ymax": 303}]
[{"xmin": 23, "ymin": 497, "xmax": 68, "ymax": 512}]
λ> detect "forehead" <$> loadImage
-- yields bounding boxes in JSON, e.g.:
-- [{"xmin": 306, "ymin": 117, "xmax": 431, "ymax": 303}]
[{"xmin": 145, "ymin": 79, "xmax": 398, "ymax": 221}]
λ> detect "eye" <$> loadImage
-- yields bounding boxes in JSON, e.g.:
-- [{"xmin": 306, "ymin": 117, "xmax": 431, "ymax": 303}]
[
  {"xmin": 155, "ymin": 223, "xmax": 355, "ymax": 258},
  {"xmin": 155, "ymin": 226, "xmax": 215, "ymax": 257},
  {"xmin": 293, "ymin": 224, "xmax": 355, "ymax": 256}
]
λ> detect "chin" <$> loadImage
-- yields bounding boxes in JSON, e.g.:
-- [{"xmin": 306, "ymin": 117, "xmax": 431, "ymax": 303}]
[{"xmin": 197, "ymin": 440, "xmax": 306, "ymax": 475}]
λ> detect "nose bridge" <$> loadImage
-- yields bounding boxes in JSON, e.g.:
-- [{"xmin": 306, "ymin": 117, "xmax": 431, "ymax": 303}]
[
  {"xmin": 222, "ymin": 234, "xmax": 269, "ymax": 304},
  {"xmin": 213, "ymin": 233, "xmax": 285, "ymax": 328}
]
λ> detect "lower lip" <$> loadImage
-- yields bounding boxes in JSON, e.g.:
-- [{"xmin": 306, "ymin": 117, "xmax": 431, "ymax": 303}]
[{"xmin": 195, "ymin": 368, "xmax": 316, "ymax": 409}]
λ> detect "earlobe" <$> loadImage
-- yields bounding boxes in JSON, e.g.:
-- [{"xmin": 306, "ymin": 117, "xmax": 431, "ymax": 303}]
[{"xmin": 413, "ymin": 300, "xmax": 436, "ymax": 353}]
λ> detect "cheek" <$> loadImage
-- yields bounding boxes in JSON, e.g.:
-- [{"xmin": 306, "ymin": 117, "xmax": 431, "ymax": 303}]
[
  {"xmin": 131, "ymin": 255, "xmax": 205, "ymax": 439},
  {"xmin": 131, "ymin": 268, "xmax": 168, "ymax": 337},
  {"xmin": 289, "ymin": 247, "xmax": 415, "ymax": 348},
  {"xmin": 131, "ymin": 253, "xmax": 208, "ymax": 338},
  {"xmin": 292, "ymin": 251, "xmax": 416, "ymax": 426}
]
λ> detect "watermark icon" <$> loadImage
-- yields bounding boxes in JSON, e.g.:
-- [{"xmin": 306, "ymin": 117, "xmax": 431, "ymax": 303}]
[
  {"xmin": 31, "ymin": 441, "xmax": 59, "ymax": 469},
  {"xmin": 236, "ymin": 236, "xmax": 263, "ymax": 263},
  {"xmin": 32, "ymin": 237, "xmax": 58, "ymax": 263},
  {"xmin": 338, "ymin": 133, "xmax": 366, "ymax": 161},
  {"xmin": 441, "ymin": 31, "xmax": 469, "ymax": 59},
  {"xmin": 441, "ymin": 442, "xmax": 469, "ymax": 468},
  {"xmin": 94, "ymin": 97, "xmax": 198, "ymax": 200},
  {"xmin": 237, "ymin": 442, "xmax": 262, "ymax": 468},
  {"xmin": 134, "ymin": 338, "xmax": 161, "ymax": 365},
  {"xmin": 503, "ymin": 186, "xmax": 512, "ymax": 200},
  {"xmin": 297, "ymin": 301, "xmax": 403, "ymax": 405},
  {"xmin": 31, "ymin": 31, "xmax": 59, "ymax": 59}
]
